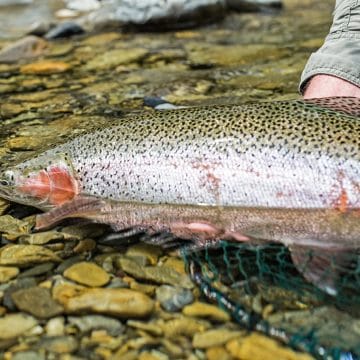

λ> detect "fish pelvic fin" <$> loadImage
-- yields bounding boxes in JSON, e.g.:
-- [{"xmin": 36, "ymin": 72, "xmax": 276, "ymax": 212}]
[{"xmin": 35, "ymin": 196, "xmax": 107, "ymax": 230}]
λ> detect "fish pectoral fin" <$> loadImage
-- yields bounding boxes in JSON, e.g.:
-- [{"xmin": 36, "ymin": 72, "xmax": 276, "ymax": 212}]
[
  {"xmin": 290, "ymin": 244, "xmax": 357, "ymax": 297},
  {"xmin": 35, "ymin": 196, "xmax": 107, "ymax": 230}
]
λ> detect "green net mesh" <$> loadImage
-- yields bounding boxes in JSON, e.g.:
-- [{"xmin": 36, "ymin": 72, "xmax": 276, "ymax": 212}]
[{"xmin": 181, "ymin": 242, "xmax": 360, "ymax": 360}]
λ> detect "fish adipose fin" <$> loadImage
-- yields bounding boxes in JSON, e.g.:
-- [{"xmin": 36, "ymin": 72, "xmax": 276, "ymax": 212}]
[
  {"xmin": 290, "ymin": 244, "xmax": 358, "ymax": 297},
  {"xmin": 35, "ymin": 196, "xmax": 106, "ymax": 230}
]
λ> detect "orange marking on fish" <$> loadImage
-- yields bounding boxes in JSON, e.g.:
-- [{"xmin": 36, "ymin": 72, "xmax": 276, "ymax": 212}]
[
  {"xmin": 337, "ymin": 189, "xmax": 348, "ymax": 213},
  {"xmin": 19, "ymin": 166, "xmax": 78, "ymax": 206}
]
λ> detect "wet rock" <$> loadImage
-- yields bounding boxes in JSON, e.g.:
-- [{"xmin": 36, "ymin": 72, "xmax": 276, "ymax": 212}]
[
  {"xmin": 68, "ymin": 315, "xmax": 124, "ymax": 336},
  {"xmin": 45, "ymin": 21, "xmax": 85, "ymax": 39},
  {"xmin": 193, "ymin": 329, "xmax": 244, "ymax": 348},
  {"xmin": 127, "ymin": 319, "xmax": 163, "ymax": 336},
  {"xmin": 35, "ymin": 336, "xmax": 79, "ymax": 354},
  {"xmin": 18, "ymin": 262, "xmax": 55, "ymax": 278},
  {"xmin": 12, "ymin": 286, "xmax": 64, "ymax": 318},
  {"xmin": 19, "ymin": 230, "xmax": 72, "ymax": 245},
  {"xmin": 84, "ymin": 48, "xmax": 148, "ymax": 71},
  {"xmin": 182, "ymin": 301, "xmax": 230, "ymax": 322},
  {"xmin": 0, "ymin": 199, "xmax": 9, "ymax": 215},
  {"xmin": 138, "ymin": 350, "xmax": 169, "ymax": 360},
  {"xmin": 0, "ymin": 313, "xmax": 38, "ymax": 339},
  {"xmin": 126, "ymin": 243, "xmax": 163, "ymax": 265},
  {"xmin": 0, "ymin": 36, "xmax": 48, "ymax": 63},
  {"xmin": 46, "ymin": 316, "xmax": 65, "ymax": 337},
  {"xmin": 20, "ymin": 60, "xmax": 71, "ymax": 74},
  {"xmin": 63, "ymin": 261, "xmax": 110, "ymax": 287},
  {"xmin": 0, "ymin": 266, "xmax": 19, "ymax": 283},
  {"xmin": 12, "ymin": 351, "xmax": 46, "ymax": 360},
  {"xmin": 53, "ymin": 282, "xmax": 154, "ymax": 318},
  {"xmin": 156, "ymin": 285, "xmax": 194, "ymax": 312},
  {"xmin": 0, "ymin": 215, "xmax": 32, "ymax": 239},
  {"xmin": 206, "ymin": 346, "xmax": 232, "ymax": 360},
  {"xmin": 227, "ymin": 0, "xmax": 282, "ymax": 12},
  {"xmin": 0, "ymin": 244, "xmax": 60, "ymax": 267},
  {"xmin": 159, "ymin": 317, "xmax": 210, "ymax": 337},
  {"xmin": 3, "ymin": 277, "xmax": 37, "ymax": 310},
  {"xmin": 55, "ymin": 255, "xmax": 84, "ymax": 274},
  {"xmin": 226, "ymin": 333, "xmax": 312, "ymax": 360},
  {"xmin": 118, "ymin": 257, "xmax": 193, "ymax": 288}
]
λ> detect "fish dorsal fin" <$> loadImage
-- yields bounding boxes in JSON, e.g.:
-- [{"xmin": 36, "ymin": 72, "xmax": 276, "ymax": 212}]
[
  {"xmin": 290, "ymin": 244, "xmax": 358, "ymax": 297},
  {"xmin": 304, "ymin": 97, "xmax": 360, "ymax": 117}
]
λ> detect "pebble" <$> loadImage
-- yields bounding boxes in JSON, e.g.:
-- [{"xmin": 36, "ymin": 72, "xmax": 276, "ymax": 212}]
[
  {"xmin": 84, "ymin": 48, "xmax": 148, "ymax": 71},
  {"xmin": 182, "ymin": 301, "xmax": 230, "ymax": 322},
  {"xmin": 35, "ymin": 335, "xmax": 79, "ymax": 354},
  {"xmin": 0, "ymin": 266, "xmax": 19, "ymax": 283},
  {"xmin": 0, "ymin": 244, "xmax": 60, "ymax": 267},
  {"xmin": 12, "ymin": 351, "xmax": 46, "ymax": 360},
  {"xmin": 159, "ymin": 317, "xmax": 210, "ymax": 337},
  {"xmin": 156, "ymin": 285, "xmax": 194, "ymax": 312},
  {"xmin": 0, "ymin": 36, "xmax": 48, "ymax": 63},
  {"xmin": 226, "ymin": 333, "xmax": 313, "ymax": 360},
  {"xmin": 206, "ymin": 346, "xmax": 232, "ymax": 360},
  {"xmin": 11, "ymin": 286, "xmax": 64, "ymax": 318},
  {"xmin": 18, "ymin": 262, "xmax": 55, "ymax": 278},
  {"xmin": 20, "ymin": 61, "xmax": 71, "ymax": 75},
  {"xmin": 0, "ymin": 215, "xmax": 32, "ymax": 238},
  {"xmin": 68, "ymin": 315, "xmax": 124, "ymax": 336},
  {"xmin": 126, "ymin": 243, "xmax": 163, "ymax": 266},
  {"xmin": 0, "ymin": 313, "xmax": 38, "ymax": 339},
  {"xmin": 63, "ymin": 261, "xmax": 110, "ymax": 287},
  {"xmin": 53, "ymin": 283, "xmax": 154, "ymax": 318},
  {"xmin": 45, "ymin": 317, "xmax": 65, "ymax": 337},
  {"xmin": 192, "ymin": 329, "xmax": 244, "ymax": 348}
]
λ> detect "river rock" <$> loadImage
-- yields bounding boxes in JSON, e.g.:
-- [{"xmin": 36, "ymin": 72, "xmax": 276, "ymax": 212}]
[
  {"xmin": 0, "ymin": 244, "xmax": 60, "ymax": 267},
  {"xmin": 182, "ymin": 301, "xmax": 230, "ymax": 322},
  {"xmin": 18, "ymin": 262, "xmax": 55, "ymax": 278},
  {"xmin": 0, "ymin": 266, "xmax": 19, "ymax": 283},
  {"xmin": 20, "ymin": 61, "xmax": 71, "ymax": 74},
  {"xmin": 0, "ymin": 36, "xmax": 48, "ymax": 63},
  {"xmin": 35, "ymin": 336, "xmax": 79, "ymax": 354},
  {"xmin": 68, "ymin": 315, "xmax": 124, "ymax": 336},
  {"xmin": 226, "ymin": 333, "xmax": 312, "ymax": 360},
  {"xmin": 12, "ymin": 351, "xmax": 46, "ymax": 360},
  {"xmin": 159, "ymin": 317, "xmax": 210, "ymax": 337},
  {"xmin": 193, "ymin": 329, "xmax": 244, "ymax": 348},
  {"xmin": 12, "ymin": 286, "xmax": 64, "ymax": 318},
  {"xmin": 156, "ymin": 285, "xmax": 194, "ymax": 312},
  {"xmin": 206, "ymin": 346, "xmax": 232, "ymax": 360},
  {"xmin": 0, "ymin": 215, "xmax": 32, "ymax": 238},
  {"xmin": 53, "ymin": 282, "xmax": 154, "ymax": 318},
  {"xmin": 45, "ymin": 317, "xmax": 65, "ymax": 337},
  {"xmin": 0, "ymin": 313, "xmax": 38, "ymax": 339},
  {"xmin": 63, "ymin": 261, "xmax": 110, "ymax": 287},
  {"xmin": 126, "ymin": 243, "xmax": 163, "ymax": 265}
]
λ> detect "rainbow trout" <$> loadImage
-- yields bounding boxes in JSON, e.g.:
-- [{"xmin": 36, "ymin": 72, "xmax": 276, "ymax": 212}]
[{"xmin": 0, "ymin": 97, "xmax": 359, "ymax": 293}]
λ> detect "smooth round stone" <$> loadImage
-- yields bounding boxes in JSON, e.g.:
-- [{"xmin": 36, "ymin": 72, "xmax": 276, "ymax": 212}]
[
  {"xmin": 192, "ymin": 329, "xmax": 244, "ymax": 348},
  {"xmin": 12, "ymin": 351, "xmax": 46, "ymax": 360},
  {"xmin": 0, "ymin": 266, "xmax": 19, "ymax": 283},
  {"xmin": 11, "ymin": 286, "xmax": 64, "ymax": 319},
  {"xmin": 35, "ymin": 335, "xmax": 79, "ymax": 354},
  {"xmin": 54, "ymin": 283, "xmax": 154, "ymax": 318},
  {"xmin": 68, "ymin": 315, "xmax": 124, "ymax": 336},
  {"xmin": 0, "ymin": 313, "xmax": 38, "ymax": 339},
  {"xmin": 156, "ymin": 285, "xmax": 194, "ymax": 312},
  {"xmin": 45, "ymin": 317, "xmax": 65, "ymax": 337},
  {"xmin": 63, "ymin": 261, "xmax": 110, "ymax": 287},
  {"xmin": 182, "ymin": 301, "xmax": 230, "ymax": 322}
]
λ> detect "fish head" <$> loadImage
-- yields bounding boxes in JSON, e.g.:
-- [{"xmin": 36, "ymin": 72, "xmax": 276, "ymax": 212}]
[{"xmin": 0, "ymin": 153, "xmax": 79, "ymax": 210}]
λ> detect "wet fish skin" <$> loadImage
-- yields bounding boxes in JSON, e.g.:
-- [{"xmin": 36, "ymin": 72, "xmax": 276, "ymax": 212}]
[{"xmin": 0, "ymin": 97, "xmax": 359, "ymax": 245}]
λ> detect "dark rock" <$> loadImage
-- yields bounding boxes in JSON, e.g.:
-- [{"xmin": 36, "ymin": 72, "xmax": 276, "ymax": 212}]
[
  {"xmin": 44, "ymin": 22, "xmax": 85, "ymax": 40},
  {"xmin": 18, "ymin": 262, "xmax": 55, "ymax": 279},
  {"xmin": 12, "ymin": 286, "xmax": 64, "ymax": 318},
  {"xmin": 3, "ymin": 277, "xmax": 37, "ymax": 311}
]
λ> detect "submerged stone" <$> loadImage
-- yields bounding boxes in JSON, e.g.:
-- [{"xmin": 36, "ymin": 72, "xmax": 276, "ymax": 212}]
[
  {"xmin": 0, "ymin": 313, "xmax": 38, "ymax": 339},
  {"xmin": 0, "ymin": 266, "xmax": 19, "ymax": 283},
  {"xmin": 156, "ymin": 285, "xmax": 194, "ymax": 312},
  {"xmin": 63, "ymin": 261, "xmax": 110, "ymax": 287}
]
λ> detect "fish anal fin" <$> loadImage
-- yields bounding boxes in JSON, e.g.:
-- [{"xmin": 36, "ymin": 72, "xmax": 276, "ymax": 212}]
[
  {"xmin": 35, "ymin": 196, "xmax": 107, "ymax": 230},
  {"xmin": 290, "ymin": 245, "xmax": 356, "ymax": 297}
]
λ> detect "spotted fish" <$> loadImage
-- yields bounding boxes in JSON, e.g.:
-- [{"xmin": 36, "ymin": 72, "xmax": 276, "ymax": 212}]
[{"xmin": 0, "ymin": 97, "xmax": 359, "ymax": 293}]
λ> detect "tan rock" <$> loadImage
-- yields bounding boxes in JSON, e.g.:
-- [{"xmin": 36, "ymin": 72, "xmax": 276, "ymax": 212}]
[
  {"xmin": 53, "ymin": 283, "xmax": 154, "ymax": 318},
  {"xmin": 126, "ymin": 243, "xmax": 162, "ymax": 266},
  {"xmin": 0, "ymin": 215, "xmax": 32, "ymax": 237},
  {"xmin": 193, "ymin": 329, "xmax": 244, "ymax": 348},
  {"xmin": 182, "ymin": 302, "xmax": 230, "ymax": 322},
  {"xmin": 20, "ymin": 61, "xmax": 71, "ymax": 74},
  {"xmin": 206, "ymin": 346, "xmax": 232, "ymax": 360},
  {"xmin": 0, "ymin": 244, "xmax": 60, "ymax": 267},
  {"xmin": 226, "ymin": 333, "xmax": 313, "ymax": 360},
  {"xmin": 159, "ymin": 317, "xmax": 210, "ymax": 338},
  {"xmin": 64, "ymin": 262, "xmax": 110, "ymax": 287},
  {"xmin": 0, "ymin": 313, "xmax": 38, "ymax": 339},
  {"xmin": 0, "ymin": 266, "xmax": 19, "ymax": 282}
]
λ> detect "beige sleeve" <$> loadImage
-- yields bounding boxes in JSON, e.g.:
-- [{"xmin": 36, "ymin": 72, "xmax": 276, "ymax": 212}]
[{"xmin": 299, "ymin": 0, "xmax": 360, "ymax": 93}]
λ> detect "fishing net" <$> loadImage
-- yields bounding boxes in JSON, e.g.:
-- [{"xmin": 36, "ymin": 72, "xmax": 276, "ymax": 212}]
[{"xmin": 181, "ymin": 241, "xmax": 360, "ymax": 360}]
